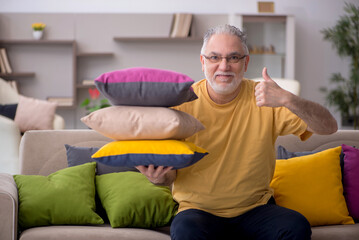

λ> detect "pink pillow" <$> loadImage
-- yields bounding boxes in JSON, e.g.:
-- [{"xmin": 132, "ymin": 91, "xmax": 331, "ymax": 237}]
[
  {"xmin": 14, "ymin": 95, "xmax": 57, "ymax": 132},
  {"xmin": 342, "ymin": 144, "xmax": 359, "ymax": 221},
  {"xmin": 95, "ymin": 67, "xmax": 198, "ymax": 107}
]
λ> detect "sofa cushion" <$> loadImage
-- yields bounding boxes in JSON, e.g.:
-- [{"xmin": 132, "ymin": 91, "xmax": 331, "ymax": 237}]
[
  {"xmin": 277, "ymin": 145, "xmax": 321, "ymax": 159},
  {"xmin": 18, "ymin": 225, "xmax": 172, "ymax": 240},
  {"xmin": 96, "ymin": 171, "xmax": 178, "ymax": 228},
  {"xmin": 91, "ymin": 140, "xmax": 208, "ymax": 169},
  {"xmin": 65, "ymin": 144, "xmax": 138, "ymax": 175},
  {"xmin": 342, "ymin": 144, "xmax": 359, "ymax": 221},
  {"xmin": 13, "ymin": 162, "xmax": 104, "ymax": 228},
  {"xmin": 95, "ymin": 67, "xmax": 197, "ymax": 107},
  {"xmin": 14, "ymin": 95, "xmax": 57, "ymax": 132},
  {"xmin": 81, "ymin": 106, "xmax": 204, "ymax": 141},
  {"xmin": 270, "ymin": 146, "xmax": 354, "ymax": 226}
]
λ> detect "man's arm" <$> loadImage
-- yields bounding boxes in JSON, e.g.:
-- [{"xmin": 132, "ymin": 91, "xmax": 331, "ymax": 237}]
[
  {"xmin": 255, "ymin": 67, "xmax": 338, "ymax": 135},
  {"xmin": 136, "ymin": 165, "xmax": 177, "ymax": 186}
]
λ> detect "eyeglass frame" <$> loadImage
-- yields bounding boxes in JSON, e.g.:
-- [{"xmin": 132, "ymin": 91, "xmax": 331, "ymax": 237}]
[{"xmin": 202, "ymin": 54, "xmax": 248, "ymax": 64}]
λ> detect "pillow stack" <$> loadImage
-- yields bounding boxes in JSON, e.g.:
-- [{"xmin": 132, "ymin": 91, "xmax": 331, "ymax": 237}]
[{"xmin": 81, "ymin": 67, "xmax": 208, "ymax": 170}]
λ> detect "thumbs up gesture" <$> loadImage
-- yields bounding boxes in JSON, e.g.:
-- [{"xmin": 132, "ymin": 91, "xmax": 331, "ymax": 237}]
[{"xmin": 254, "ymin": 67, "xmax": 291, "ymax": 107}]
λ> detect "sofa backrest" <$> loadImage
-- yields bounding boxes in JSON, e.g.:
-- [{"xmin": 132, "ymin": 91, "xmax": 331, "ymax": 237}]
[
  {"xmin": 19, "ymin": 130, "xmax": 111, "ymax": 175},
  {"xmin": 19, "ymin": 129, "xmax": 359, "ymax": 176},
  {"xmin": 276, "ymin": 130, "xmax": 359, "ymax": 152}
]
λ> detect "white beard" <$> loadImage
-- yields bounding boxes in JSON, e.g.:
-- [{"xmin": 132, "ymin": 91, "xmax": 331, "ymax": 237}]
[{"xmin": 204, "ymin": 70, "xmax": 242, "ymax": 95}]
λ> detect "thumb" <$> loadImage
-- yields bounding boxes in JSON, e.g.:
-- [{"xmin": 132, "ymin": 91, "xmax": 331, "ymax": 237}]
[{"xmin": 262, "ymin": 67, "xmax": 274, "ymax": 82}]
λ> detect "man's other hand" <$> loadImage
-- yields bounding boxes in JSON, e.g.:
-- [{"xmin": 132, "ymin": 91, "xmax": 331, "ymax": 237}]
[{"xmin": 136, "ymin": 165, "xmax": 174, "ymax": 185}]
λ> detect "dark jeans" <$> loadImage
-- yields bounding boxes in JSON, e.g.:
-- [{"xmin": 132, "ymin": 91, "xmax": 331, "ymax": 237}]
[{"xmin": 170, "ymin": 198, "xmax": 311, "ymax": 240}]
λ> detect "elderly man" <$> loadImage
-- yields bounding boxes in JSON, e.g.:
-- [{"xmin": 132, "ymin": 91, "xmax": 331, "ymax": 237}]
[{"xmin": 137, "ymin": 24, "xmax": 337, "ymax": 240}]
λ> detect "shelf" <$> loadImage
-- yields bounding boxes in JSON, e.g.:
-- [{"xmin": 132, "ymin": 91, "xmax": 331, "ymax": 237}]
[
  {"xmin": 77, "ymin": 52, "xmax": 114, "ymax": 57},
  {"xmin": 0, "ymin": 39, "xmax": 75, "ymax": 45},
  {"xmin": 0, "ymin": 72, "xmax": 35, "ymax": 78},
  {"xmin": 47, "ymin": 97, "xmax": 75, "ymax": 108},
  {"xmin": 243, "ymin": 15, "xmax": 287, "ymax": 23},
  {"xmin": 57, "ymin": 105, "xmax": 77, "ymax": 110},
  {"xmin": 113, "ymin": 37, "xmax": 202, "ymax": 42}
]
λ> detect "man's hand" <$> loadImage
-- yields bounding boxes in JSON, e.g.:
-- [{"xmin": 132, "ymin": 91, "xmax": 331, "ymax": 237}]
[
  {"xmin": 255, "ymin": 67, "xmax": 291, "ymax": 107},
  {"xmin": 254, "ymin": 67, "xmax": 338, "ymax": 135},
  {"xmin": 136, "ymin": 165, "xmax": 176, "ymax": 186}
]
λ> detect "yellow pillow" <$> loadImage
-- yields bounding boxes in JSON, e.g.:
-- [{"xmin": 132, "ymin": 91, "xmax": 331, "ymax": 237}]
[
  {"xmin": 92, "ymin": 140, "xmax": 208, "ymax": 170},
  {"xmin": 270, "ymin": 146, "xmax": 354, "ymax": 226}
]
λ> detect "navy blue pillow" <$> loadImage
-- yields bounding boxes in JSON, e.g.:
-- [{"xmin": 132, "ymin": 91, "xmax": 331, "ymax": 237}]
[
  {"xmin": 64, "ymin": 144, "xmax": 138, "ymax": 175},
  {"xmin": 0, "ymin": 104, "xmax": 17, "ymax": 120}
]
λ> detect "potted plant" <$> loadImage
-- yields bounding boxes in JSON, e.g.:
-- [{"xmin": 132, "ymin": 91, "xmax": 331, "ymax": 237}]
[
  {"xmin": 80, "ymin": 88, "xmax": 110, "ymax": 114},
  {"xmin": 31, "ymin": 22, "xmax": 46, "ymax": 40},
  {"xmin": 320, "ymin": 2, "xmax": 359, "ymax": 129}
]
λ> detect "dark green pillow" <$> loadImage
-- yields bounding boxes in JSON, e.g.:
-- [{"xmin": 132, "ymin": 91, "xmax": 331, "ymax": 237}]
[
  {"xmin": 13, "ymin": 162, "xmax": 104, "ymax": 228},
  {"xmin": 96, "ymin": 171, "xmax": 178, "ymax": 228}
]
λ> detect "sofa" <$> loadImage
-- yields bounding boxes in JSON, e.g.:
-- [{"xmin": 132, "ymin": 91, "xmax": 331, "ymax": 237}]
[
  {"xmin": 0, "ymin": 129, "xmax": 358, "ymax": 240},
  {"xmin": 0, "ymin": 78, "xmax": 65, "ymax": 174}
]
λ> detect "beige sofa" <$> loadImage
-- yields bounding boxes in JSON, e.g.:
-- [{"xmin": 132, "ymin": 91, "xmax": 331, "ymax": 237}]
[{"xmin": 0, "ymin": 129, "xmax": 358, "ymax": 240}]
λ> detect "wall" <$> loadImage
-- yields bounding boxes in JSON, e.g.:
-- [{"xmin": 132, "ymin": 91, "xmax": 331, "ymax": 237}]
[{"xmin": 0, "ymin": 0, "xmax": 357, "ymax": 128}]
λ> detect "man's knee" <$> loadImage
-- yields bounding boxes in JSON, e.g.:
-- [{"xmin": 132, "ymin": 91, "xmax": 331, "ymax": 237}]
[
  {"xmin": 170, "ymin": 209, "xmax": 223, "ymax": 240},
  {"xmin": 170, "ymin": 212, "xmax": 196, "ymax": 240},
  {"xmin": 276, "ymin": 210, "xmax": 311, "ymax": 240}
]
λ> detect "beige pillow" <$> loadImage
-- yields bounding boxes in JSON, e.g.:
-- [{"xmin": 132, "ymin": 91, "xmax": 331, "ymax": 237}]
[
  {"xmin": 14, "ymin": 95, "xmax": 57, "ymax": 132},
  {"xmin": 81, "ymin": 106, "xmax": 205, "ymax": 140}
]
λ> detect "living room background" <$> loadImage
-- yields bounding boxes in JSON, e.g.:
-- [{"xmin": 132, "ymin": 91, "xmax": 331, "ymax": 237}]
[{"xmin": 0, "ymin": 0, "xmax": 357, "ymax": 128}]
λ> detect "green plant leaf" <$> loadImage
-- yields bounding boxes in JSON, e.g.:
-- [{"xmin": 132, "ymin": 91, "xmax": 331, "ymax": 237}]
[
  {"xmin": 80, "ymin": 98, "xmax": 90, "ymax": 107},
  {"xmin": 100, "ymin": 99, "xmax": 109, "ymax": 105}
]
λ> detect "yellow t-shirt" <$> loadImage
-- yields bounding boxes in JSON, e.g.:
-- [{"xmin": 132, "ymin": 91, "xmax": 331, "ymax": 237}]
[{"xmin": 172, "ymin": 78, "xmax": 312, "ymax": 218}]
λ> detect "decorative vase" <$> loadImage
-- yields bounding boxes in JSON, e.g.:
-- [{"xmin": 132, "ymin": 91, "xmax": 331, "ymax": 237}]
[{"xmin": 32, "ymin": 30, "xmax": 43, "ymax": 40}]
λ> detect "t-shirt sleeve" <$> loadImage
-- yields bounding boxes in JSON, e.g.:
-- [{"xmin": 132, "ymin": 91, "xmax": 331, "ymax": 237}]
[{"xmin": 274, "ymin": 107, "xmax": 313, "ymax": 141}]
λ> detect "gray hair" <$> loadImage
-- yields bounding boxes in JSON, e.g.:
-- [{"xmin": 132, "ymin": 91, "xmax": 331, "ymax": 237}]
[{"xmin": 200, "ymin": 24, "xmax": 249, "ymax": 55}]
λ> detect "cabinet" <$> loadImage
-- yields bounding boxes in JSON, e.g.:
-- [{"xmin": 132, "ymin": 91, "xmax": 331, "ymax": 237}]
[
  {"xmin": 0, "ymin": 13, "xmax": 295, "ymax": 129},
  {"xmin": 0, "ymin": 40, "xmax": 75, "ymax": 80},
  {"xmin": 76, "ymin": 52, "xmax": 114, "ymax": 88},
  {"xmin": 0, "ymin": 39, "xmax": 76, "ymax": 106},
  {"xmin": 229, "ymin": 14, "xmax": 295, "ymax": 79}
]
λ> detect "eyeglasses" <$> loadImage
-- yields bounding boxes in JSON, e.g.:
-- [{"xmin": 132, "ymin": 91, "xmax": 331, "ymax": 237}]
[{"xmin": 202, "ymin": 54, "xmax": 247, "ymax": 63}]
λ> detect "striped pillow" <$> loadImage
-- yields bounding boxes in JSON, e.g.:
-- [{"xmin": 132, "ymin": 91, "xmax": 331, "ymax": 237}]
[
  {"xmin": 92, "ymin": 140, "xmax": 208, "ymax": 170},
  {"xmin": 95, "ymin": 67, "xmax": 198, "ymax": 107}
]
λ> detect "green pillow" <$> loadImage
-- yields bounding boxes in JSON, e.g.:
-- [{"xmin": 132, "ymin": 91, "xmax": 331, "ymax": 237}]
[
  {"xmin": 96, "ymin": 171, "xmax": 178, "ymax": 228},
  {"xmin": 14, "ymin": 162, "xmax": 104, "ymax": 228}
]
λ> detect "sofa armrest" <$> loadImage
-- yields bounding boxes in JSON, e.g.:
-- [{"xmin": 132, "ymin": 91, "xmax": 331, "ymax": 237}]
[
  {"xmin": 0, "ymin": 115, "xmax": 21, "ymax": 174},
  {"xmin": 0, "ymin": 173, "xmax": 18, "ymax": 240}
]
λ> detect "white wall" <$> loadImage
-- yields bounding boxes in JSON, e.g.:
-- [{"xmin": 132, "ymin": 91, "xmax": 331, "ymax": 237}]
[{"xmin": 1, "ymin": 0, "xmax": 358, "ymax": 126}]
